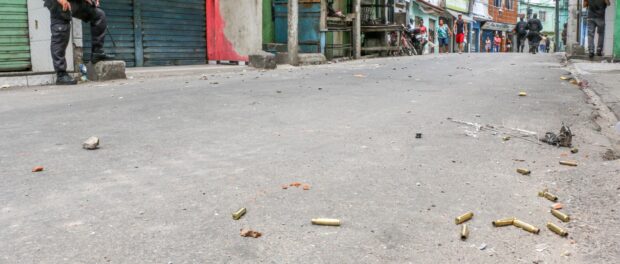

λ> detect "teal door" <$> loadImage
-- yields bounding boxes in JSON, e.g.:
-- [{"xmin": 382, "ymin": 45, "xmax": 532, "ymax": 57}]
[{"xmin": 0, "ymin": 0, "xmax": 31, "ymax": 72}]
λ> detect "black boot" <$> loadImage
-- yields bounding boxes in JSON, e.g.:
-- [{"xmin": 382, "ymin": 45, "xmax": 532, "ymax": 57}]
[
  {"xmin": 91, "ymin": 52, "xmax": 115, "ymax": 64},
  {"xmin": 589, "ymin": 51, "xmax": 595, "ymax": 58},
  {"xmin": 596, "ymin": 51, "xmax": 603, "ymax": 57},
  {"xmin": 56, "ymin": 72, "xmax": 77, "ymax": 85}
]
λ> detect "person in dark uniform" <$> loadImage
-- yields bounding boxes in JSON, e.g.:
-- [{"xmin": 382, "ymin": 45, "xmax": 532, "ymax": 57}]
[
  {"xmin": 526, "ymin": 13, "xmax": 543, "ymax": 54},
  {"xmin": 585, "ymin": 0, "xmax": 610, "ymax": 58},
  {"xmin": 514, "ymin": 14, "xmax": 528, "ymax": 53},
  {"xmin": 44, "ymin": 0, "xmax": 114, "ymax": 85}
]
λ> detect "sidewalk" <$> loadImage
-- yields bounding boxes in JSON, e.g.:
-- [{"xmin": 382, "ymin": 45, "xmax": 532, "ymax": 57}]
[
  {"xmin": 571, "ymin": 59, "xmax": 620, "ymax": 119},
  {"xmin": 0, "ymin": 64, "xmax": 250, "ymax": 89}
]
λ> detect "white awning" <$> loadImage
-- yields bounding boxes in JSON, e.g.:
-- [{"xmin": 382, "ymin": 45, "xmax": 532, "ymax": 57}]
[{"xmin": 446, "ymin": 10, "xmax": 474, "ymax": 23}]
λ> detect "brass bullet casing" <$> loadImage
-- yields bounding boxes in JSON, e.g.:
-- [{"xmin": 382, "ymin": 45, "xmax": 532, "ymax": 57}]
[
  {"xmin": 232, "ymin": 208, "xmax": 247, "ymax": 220},
  {"xmin": 559, "ymin": 160, "xmax": 578, "ymax": 167},
  {"xmin": 547, "ymin": 222, "xmax": 569, "ymax": 237},
  {"xmin": 492, "ymin": 218, "xmax": 515, "ymax": 227},
  {"xmin": 460, "ymin": 224, "xmax": 469, "ymax": 240},
  {"xmin": 519, "ymin": 92, "xmax": 527, "ymax": 96},
  {"xmin": 513, "ymin": 219, "xmax": 540, "ymax": 234},
  {"xmin": 311, "ymin": 218, "xmax": 341, "ymax": 226},
  {"xmin": 538, "ymin": 190, "xmax": 559, "ymax": 202},
  {"xmin": 516, "ymin": 168, "xmax": 531, "ymax": 175},
  {"xmin": 551, "ymin": 209, "xmax": 570, "ymax": 222},
  {"xmin": 455, "ymin": 212, "xmax": 474, "ymax": 224}
]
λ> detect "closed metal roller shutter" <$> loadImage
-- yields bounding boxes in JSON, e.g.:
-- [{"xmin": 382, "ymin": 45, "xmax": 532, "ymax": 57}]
[
  {"xmin": 0, "ymin": 0, "xmax": 31, "ymax": 72},
  {"xmin": 83, "ymin": 0, "xmax": 205, "ymax": 67},
  {"xmin": 83, "ymin": 0, "xmax": 136, "ymax": 67}
]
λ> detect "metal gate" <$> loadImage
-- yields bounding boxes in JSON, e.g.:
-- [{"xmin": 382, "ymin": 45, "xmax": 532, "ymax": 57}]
[
  {"xmin": 0, "ymin": 0, "xmax": 31, "ymax": 72},
  {"xmin": 84, "ymin": 0, "xmax": 205, "ymax": 67}
]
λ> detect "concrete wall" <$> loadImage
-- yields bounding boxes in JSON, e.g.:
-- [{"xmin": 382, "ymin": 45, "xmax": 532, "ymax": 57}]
[
  {"xmin": 219, "ymin": 0, "xmax": 263, "ymax": 57},
  {"xmin": 27, "ymin": 0, "xmax": 77, "ymax": 72}
]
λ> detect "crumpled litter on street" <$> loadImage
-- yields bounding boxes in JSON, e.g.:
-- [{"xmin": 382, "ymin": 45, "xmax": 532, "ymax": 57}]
[{"xmin": 541, "ymin": 123, "xmax": 572, "ymax": 147}]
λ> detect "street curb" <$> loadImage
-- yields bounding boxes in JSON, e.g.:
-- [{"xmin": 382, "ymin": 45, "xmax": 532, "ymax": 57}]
[{"xmin": 566, "ymin": 60, "xmax": 620, "ymax": 121}]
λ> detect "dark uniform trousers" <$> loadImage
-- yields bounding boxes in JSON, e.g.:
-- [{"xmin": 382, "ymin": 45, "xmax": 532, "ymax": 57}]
[
  {"xmin": 45, "ymin": 0, "xmax": 107, "ymax": 73},
  {"xmin": 587, "ymin": 18, "xmax": 605, "ymax": 53}
]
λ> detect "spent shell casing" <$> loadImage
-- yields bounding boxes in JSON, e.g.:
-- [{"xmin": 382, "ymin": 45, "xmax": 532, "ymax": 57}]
[
  {"xmin": 551, "ymin": 209, "xmax": 570, "ymax": 222},
  {"xmin": 513, "ymin": 219, "xmax": 540, "ymax": 234},
  {"xmin": 232, "ymin": 207, "xmax": 247, "ymax": 220},
  {"xmin": 311, "ymin": 218, "xmax": 341, "ymax": 226},
  {"xmin": 559, "ymin": 160, "xmax": 578, "ymax": 167},
  {"xmin": 492, "ymin": 217, "xmax": 515, "ymax": 227},
  {"xmin": 544, "ymin": 192, "xmax": 559, "ymax": 202},
  {"xmin": 516, "ymin": 168, "xmax": 531, "ymax": 175},
  {"xmin": 547, "ymin": 222, "xmax": 568, "ymax": 237},
  {"xmin": 460, "ymin": 224, "xmax": 469, "ymax": 240},
  {"xmin": 455, "ymin": 212, "xmax": 474, "ymax": 225}
]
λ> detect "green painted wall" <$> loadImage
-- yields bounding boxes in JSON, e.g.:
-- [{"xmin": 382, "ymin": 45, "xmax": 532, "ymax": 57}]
[
  {"xmin": 615, "ymin": 1, "xmax": 620, "ymax": 59},
  {"xmin": 263, "ymin": 0, "xmax": 275, "ymax": 44},
  {"xmin": 0, "ymin": 0, "xmax": 31, "ymax": 72}
]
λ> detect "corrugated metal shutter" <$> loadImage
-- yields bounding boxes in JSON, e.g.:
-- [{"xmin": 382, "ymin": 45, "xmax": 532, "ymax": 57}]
[
  {"xmin": 83, "ymin": 0, "xmax": 136, "ymax": 67},
  {"xmin": 0, "ymin": 0, "xmax": 31, "ymax": 72},
  {"xmin": 141, "ymin": 0, "xmax": 206, "ymax": 66}
]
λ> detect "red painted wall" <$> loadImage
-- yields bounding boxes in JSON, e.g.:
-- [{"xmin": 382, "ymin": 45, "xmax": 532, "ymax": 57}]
[{"xmin": 206, "ymin": 0, "xmax": 248, "ymax": 61}]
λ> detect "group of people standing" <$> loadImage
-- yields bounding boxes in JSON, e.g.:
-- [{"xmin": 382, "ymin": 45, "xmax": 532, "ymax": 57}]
[{"xmin": 484, "ymin": 34, "xmax": 511, "ymax": 53}]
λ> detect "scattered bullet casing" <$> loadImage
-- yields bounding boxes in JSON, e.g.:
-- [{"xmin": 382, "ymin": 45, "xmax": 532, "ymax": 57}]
[
  {"xmin": 492, "ymin": 218, "xmax": 515, "ymax": 227},
  {"xmin": 513, "ymin": 219, "xmax": 540, "ymax": 234},
  {"xmin": 547, "ymin": 222, "xmax": 569, "ymax": 237},
  {"xmin": 455, "ymin": 212, "xmax": 474, "ymax": 224},
  {"xmin": 519, "ymin": 92, "xmax": 527, "ymax": 96},
  {"xmin": 460, "ymin": 224, "xmax": 469, "ymax": 240},
  {"xmin": 538, "ymin": 191, "xmax": 559, "ymax": 202},
  {"xmin": 232, "ymin": 208, "xmax": 247, "ymax": 220},
  {"xmin": 517, "ymin": 168, "xmax": 531, "ymax": 175},
  {"xmin": 312, "ymin": 218, "xmax": 341, "ymax": 226},
  {"xmin": 559, "ymin": 161, "xmax": 578, "ymax": 167},
  {"xmin": 551, "ymin": 209, "xmax": 570, "ymax": 222}
]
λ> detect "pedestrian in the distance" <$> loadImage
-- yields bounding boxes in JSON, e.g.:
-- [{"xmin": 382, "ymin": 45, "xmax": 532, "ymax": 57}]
[
  {"xmin": 585, "ymin": 0, "xmax": 610, "ymax": 57},
  {"xmin": 506, "ymin": 38, "xmax": 512, "ymax": 52},
  {"xmin": 545, "ymin": 35, "xmax": 551, "ymax": 52},
  {"xmin": 453, "ymin": 14, "xmax": 467, "ymax": 54},
  {"xmin": 44, "ymin": 0, "xmax": 115, "ymax": 85},
  {"xmin": 526, "ymin": 13, "xmax": 543, "ymax": 54},
  {"xmin": 539, "ymin": 35, "xmax": 547, "ymax": 53},
  {"xmin": 437, "ymin": 18, "xmax": 452, "ymax": 54},
  {"xmin": 515, "ymin": 14, "xmax": 528, "ymax": 52},
  {"xmin": 485, "ymin": 37, "xmax": 491, "ymax": 53},
  {"xmin": 493, "ymin": 33, "xmax": 502, "ymax": 53}
]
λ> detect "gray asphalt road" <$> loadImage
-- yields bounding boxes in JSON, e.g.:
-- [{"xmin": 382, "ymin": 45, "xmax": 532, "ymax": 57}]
[{"xmin": 1, "ymin": 53, "xmax": 619, "ymax": 264}]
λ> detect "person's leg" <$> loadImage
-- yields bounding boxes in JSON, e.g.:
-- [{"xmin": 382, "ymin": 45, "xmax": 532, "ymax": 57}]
[
  {"xmin": 587, "ymin": 18, "xmax": 596, "ymax": 56},
  {"xmin": 595, "ymin": 18, "xmax": 605, "ymax": 55},
  {"xmin": 50, "ymin": 17, "xmax": 70, "ymax": 74}
]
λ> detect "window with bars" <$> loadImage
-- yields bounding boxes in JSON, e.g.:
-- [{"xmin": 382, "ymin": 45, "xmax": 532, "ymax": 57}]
[
  {"xmin": 505, "ymin": 0, "xmax": 513, "ymax": 10},
  {"xmin": 494, "ymin": 0, "xmax": 502, "ymax": 7},
  {"xmin": 539, "ymin": 11, "xmax": 546, "ymax": 22}
]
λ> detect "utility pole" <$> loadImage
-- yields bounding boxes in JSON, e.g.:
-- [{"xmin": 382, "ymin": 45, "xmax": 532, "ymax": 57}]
[
  {"xmin": 353, "ymin": 0, "xmax": 361, "ymax": 59},
  {"xmin": 554, "ymin": 0, "xmax": 560, "ymax": 51},
  {"xmin": 288, "ymin": 0, "xmax": 299, "ymax": 66}
]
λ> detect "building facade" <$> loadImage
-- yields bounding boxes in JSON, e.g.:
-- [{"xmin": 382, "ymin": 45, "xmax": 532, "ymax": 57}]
[
  {"xmin": 485, "ymin": 0, "xmax": 518, "ymax": 52},
  {"xmin": 1, "ymin": 0, "xmax": 263, "ymax": 78}
]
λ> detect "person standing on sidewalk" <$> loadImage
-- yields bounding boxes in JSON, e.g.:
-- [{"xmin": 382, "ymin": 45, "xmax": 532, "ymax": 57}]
[
  {"xmin": 515, "ymin": 14, "xmax": 528, "ymax": 52},
  {"xmin": 493, "ymin": 33, "xmax": 502, "ymax": 53},
  {"xmin": 485, "ymin": 37, "xmax": 491, "ymax": 53},
  {"xmin": 44, "ymin": 0, "xmax": 114, "ymax": 85},
  {"xmin": 585, "ymin": 0, "xmax": 610, "ymax": 58},
  {"xmin": 453, "ymin": 14, "xmax": 467, "ymax": 54},
  {"xmin": 437, "ymin": 19, "xmax": 452, "ymax": 54},
  {"xmin": 526, "ymin": 13, "xmax": 543, "ymax": 54}
]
